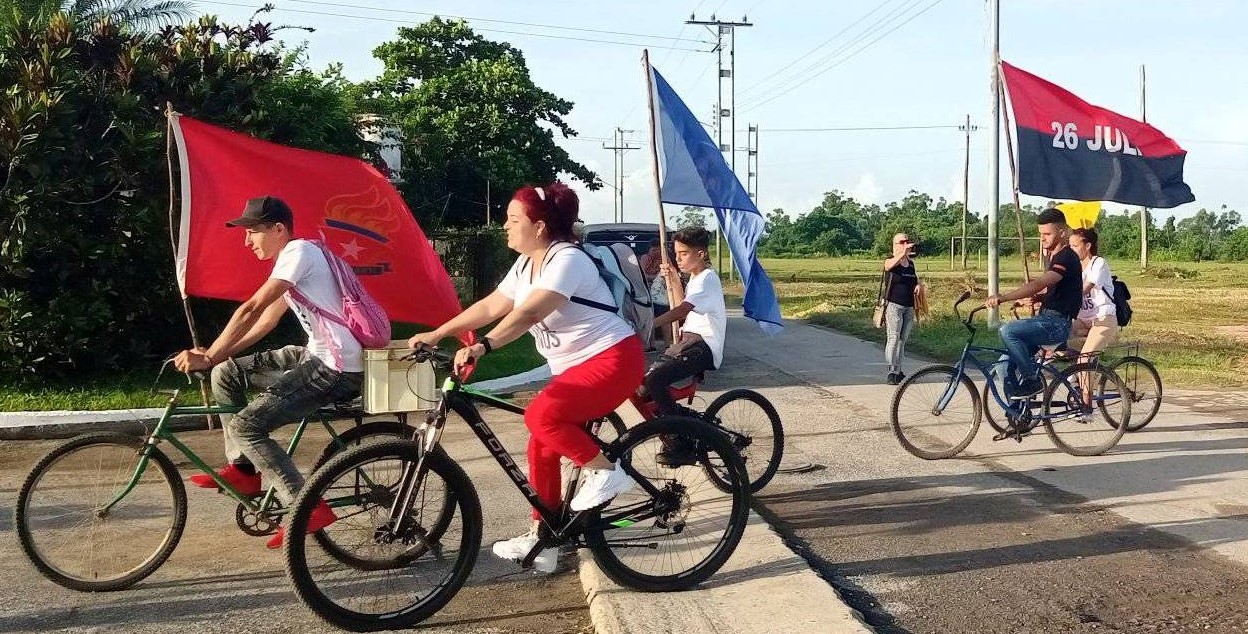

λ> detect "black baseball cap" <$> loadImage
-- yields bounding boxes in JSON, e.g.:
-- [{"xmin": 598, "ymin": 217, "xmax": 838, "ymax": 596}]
[{"xmin": 225, "ymin": 196, "xmax": 294, "ymax": 228}]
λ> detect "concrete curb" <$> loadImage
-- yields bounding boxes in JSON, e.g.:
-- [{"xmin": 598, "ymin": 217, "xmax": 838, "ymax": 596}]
[
  {"xmin": 578, "ymin": 510, "xmax": 876, "ymax": 634},
  {"xmin": 0, "ymin": 364, "xmax": 552, "ymax": 441}
]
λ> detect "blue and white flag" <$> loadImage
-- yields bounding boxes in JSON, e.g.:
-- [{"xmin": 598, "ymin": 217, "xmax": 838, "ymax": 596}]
[{"xmin": 649, "ymin": 63, "xmax": 783, "ymax": 335}]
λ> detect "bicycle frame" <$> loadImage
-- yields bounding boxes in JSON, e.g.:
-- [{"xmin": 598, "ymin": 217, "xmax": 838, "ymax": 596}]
[
  {"xmin": 385, "ymin": 366, "xmax": 674, "ymax": 555},
  {"xmin": 947, "ymin": 296, "xmax": 1110, "ymax": 425},
  {"xmin": 105, "ymin": 387, "xmax": 369, "ymax": 516}
]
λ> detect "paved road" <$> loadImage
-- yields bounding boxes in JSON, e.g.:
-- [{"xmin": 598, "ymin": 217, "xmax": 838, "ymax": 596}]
[
  {"xmin": 0, "ymin": 410, "xmax": 592, "ymax": 634},
  {"xmin": 10, "ymin": 316, "xmax": 1248, "ymax": 634},
  {"xmin": 720, "ymin": 317, "xmax": 1248, "ymax": 633}
]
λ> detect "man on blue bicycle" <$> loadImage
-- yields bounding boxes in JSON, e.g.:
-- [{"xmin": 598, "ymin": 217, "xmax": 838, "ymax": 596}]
[{"xmin": 985, "ymin": 208, "xmax": 1083, "ymax": 401}]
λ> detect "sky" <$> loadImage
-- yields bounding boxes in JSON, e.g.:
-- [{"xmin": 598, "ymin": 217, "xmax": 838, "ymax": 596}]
[{"xmin": 197, "ymin": 0, "xmax": 1248, "ymax": 227}]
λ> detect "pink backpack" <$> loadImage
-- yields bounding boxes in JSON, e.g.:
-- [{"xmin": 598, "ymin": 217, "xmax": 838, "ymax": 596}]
[{"xmin": 287, "ymin": 239, "xmax": 392, "ymax": 356}]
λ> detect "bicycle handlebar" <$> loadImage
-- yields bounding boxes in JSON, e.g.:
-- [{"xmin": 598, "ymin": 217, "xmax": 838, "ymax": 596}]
[
  {"xmin": 404, "ymin": 344, "xmax": 454, "ymax": 369},
  {"xmin": 952, "ymin": 291, "xmax": 989, "ymax": 331}
]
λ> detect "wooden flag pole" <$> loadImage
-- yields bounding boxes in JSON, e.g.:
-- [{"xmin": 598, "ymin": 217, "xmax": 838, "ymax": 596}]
[
  {"xmin": 166, "ymin": 104, "xmax": 217, "ymax": 427},
  {"xmin": 642, "ymin": 50, "xmax": 680, "ymax": 345},
  {"xmin": 997, "ymin": 80, "xmax": 1033, "ymax": 285}
]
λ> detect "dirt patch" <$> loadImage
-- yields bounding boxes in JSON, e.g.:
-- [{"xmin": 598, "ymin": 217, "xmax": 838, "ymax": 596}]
[{"xmin": 1216, "ymin": 325, "xmax": 1248, "ymax": 343}]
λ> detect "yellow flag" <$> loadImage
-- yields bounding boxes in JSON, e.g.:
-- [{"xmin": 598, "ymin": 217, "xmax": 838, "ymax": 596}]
[{"xmin": 1056, "ymin": 201, "xmax": 1101, "ymax": 229}]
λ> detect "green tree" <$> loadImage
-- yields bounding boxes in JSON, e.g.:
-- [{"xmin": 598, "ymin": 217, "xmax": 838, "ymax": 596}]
[
  {"xmin": 2, "ymin": 0, "xmax": 193, "ymax": 31},
  {"xmin": 674, "ymin": 205, "xmax": 707, "ymax": 230},
  {"xmin": 356, "ymin": 18, "xmax": 599, "ymax": 228},
  {"xmin": 0, "ymin": 10, "xmax": 369, "ymax": 380},
  {"xmin": 1219, "ymin": 226, "xmax": 1248, "ymax": 261}
]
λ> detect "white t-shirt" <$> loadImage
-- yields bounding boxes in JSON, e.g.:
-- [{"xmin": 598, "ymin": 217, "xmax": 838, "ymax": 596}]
[
  {"xmin": 271, "ymin": 240, "xmax": 364, "ymax": 373},
  {"xmin": 498, "ymin": 244, "xmax": 634, "ymax": 375},
  {"xmin": 680, "ymin": 268, "xmax": 727, "ymax": 368},
  {"xmin": 1078, "ymin": 255, "xmax": 1117, "ymax": 323}
]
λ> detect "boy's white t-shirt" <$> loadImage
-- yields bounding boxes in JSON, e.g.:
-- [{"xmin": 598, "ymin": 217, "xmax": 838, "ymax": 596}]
[
  {"xmin": 270, "ymin": 239, "xmax": 364, "ymax": 372},
  {"xmin": 498, "ymin": 244, "xmax": 634, "ymax": 375},
  {"xmin": 1078, "ymin": 255, "xmax": 1117, "ymax": 323},
  {"xmin": 680, "ymin": 268, "xmax": 727, "ymax": 368}
]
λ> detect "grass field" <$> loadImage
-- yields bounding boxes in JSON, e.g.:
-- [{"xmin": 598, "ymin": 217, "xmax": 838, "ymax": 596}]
[
  {"xmin": 723, "ymin": 256, "xmax": 1248, "ymax": 389},
  {"xmin": 7, "ymin": 255, "xmax": 1244, "ymax": 411},
  {"xmin": 0, "ymin": 333, "xmax": 543, "ymax": 412}
]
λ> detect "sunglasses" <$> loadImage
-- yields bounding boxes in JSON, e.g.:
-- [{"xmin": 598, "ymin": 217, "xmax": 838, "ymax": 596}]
[{"xmin": 896, "ymin": 239, "xmax": 913, "ymax": 245}]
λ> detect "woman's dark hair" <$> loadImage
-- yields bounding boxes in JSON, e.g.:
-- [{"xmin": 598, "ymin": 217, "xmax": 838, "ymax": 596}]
[
  {"xmin": 1070, "ymin": 227, "xmax": 1099, "ymax": 256},
  {"xmin": 512, "ymin": 182, "xmax": 578, "ymax": 242},
  {"xmin": 672, "ymin": 226, "xmax": 711, "ymax": 251}
]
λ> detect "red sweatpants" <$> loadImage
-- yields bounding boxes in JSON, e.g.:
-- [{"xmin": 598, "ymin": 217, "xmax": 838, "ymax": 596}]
[{"xmin": 524, "ymin": 335, "xmax": 645, "ymax": 520}]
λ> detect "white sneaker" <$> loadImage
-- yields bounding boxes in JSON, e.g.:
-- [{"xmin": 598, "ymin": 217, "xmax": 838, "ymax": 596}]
[
  {"xmin": 491, "ymin": 530, "xmax": 558, "ymax": 573},
  {"xmin": 570, "ymin": 462, "xmax": 635, "ymax": 511}
]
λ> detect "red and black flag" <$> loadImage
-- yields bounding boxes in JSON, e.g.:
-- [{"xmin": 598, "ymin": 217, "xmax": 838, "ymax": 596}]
[{"xmin": 1002, "ymin": 61, "xmax": 1194, "ymax": 209}]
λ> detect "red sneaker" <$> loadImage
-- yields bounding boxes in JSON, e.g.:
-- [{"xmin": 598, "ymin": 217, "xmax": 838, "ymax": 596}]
[
  {"xmin": 189, "ymin": 464, "xmax": 262, "ymax": 497},
  {"xmin": 266, "ymin": 500, "xmax": 337, "ymax": 550}
]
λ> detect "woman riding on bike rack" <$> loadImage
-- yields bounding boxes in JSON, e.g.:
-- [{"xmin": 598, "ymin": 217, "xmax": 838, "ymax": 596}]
[{"xmin": 407, "ymin": 182, "xmax": 645, "ymax": 574}]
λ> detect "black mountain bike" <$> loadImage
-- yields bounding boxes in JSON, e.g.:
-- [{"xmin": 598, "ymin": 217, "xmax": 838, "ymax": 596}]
[{"xmin": 282, "ymin": 345, "xmax": 751, "ymax": 632}]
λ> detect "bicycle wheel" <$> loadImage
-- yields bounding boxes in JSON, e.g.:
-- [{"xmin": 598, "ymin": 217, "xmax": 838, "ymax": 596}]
[
  {"xmin": 890, "ymin": 365, "xmax": 981, "ymax": 460},
  {"xmin": 1043, "ymin": 363, "xmax": 1130, "ymax": 456},
  {"xmin": 313, "ymin": 419, "xmax": 414, "ymax": 469},
  {"xmin": 569, "ymin": 412, "xmax": 629, "ymax": 494},
  {"xmin": 1104, "ymin": 356, "xmax": 1162, "ymax": 432},
  {"xmin": 585, "ymin": 416, "xmax": 749, "ymax": 592},
  {"xmin": 284, "ymin": 439, "xmax": 481, "ymax": 632},
  {"xmin": 702, "ymin": 389, "xmax": 784, "ymax": 493},
  {"xmin": 981, "ymin": 381, "xmax": 1011, "ymax": 436},
  {"xmin": 590, "ymin": 411, "xmax": 628, "ymax": 444},
  {"xmin": 15, "ymin": 433, "xmax": 187, "ymax": 591}
]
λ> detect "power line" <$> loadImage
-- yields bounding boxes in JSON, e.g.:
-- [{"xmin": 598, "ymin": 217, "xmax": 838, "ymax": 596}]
[
  {"xmin": 740, "ymin": 0, "xmax": 923, "ymax": 104},
  {"xmin": 198, "ymin": 1, "xmax": 711, "ymax": 51},
  {"xmin": 737, "ymin": 0, "xmax": 892, "ymax": 98},
  {"xmin": 741, "ymin": 0, "xmax": 946, "ymax": 112},
  {"xmin": 743, "ymin": 0, "xmax": 769, "ymax": 15},
  {"xmin": 758, "ymin": 124, "xmax": 963, "ymax": 133},
  {"xmin": 282, "ymin": 0, "xmax": 713, "ymax": 43}
]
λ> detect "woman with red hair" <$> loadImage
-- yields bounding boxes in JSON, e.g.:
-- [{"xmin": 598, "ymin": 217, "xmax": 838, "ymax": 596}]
[{"xmin": 408, "ymin": 182, "xmax": 645, "ymax": 573}]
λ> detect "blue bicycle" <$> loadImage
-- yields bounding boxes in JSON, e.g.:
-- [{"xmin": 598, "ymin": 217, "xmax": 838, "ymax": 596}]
[{"xmin": 889, "ymin": 291, "xmax": 1131, "ymax": 459}]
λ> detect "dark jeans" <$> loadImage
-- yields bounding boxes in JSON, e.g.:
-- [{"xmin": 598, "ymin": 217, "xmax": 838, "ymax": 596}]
[
  {"xmin": 210, "ymin": 346, "xmax": 363, "ymax": 503},
  {"xmin": 643, "ymin": 340, "xmax": 715, "ymax": 415},
  {"xmin": 998, "ymin": 310, "xmax": 1071, "ymax": 394}
]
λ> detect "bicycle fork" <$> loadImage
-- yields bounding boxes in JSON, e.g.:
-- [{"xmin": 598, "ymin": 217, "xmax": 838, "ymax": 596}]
[{"xmin": 378, "ymin": 411, "xmax": 445, "ymax": 548}]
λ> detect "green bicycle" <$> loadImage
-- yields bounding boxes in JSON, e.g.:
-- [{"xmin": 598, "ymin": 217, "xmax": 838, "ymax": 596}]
[{"xmin": 14, "ymin": 360, "xmax": 415, "ymax": 592}]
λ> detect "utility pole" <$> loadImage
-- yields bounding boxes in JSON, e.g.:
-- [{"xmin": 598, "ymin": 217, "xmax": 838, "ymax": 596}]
[
  {"xmin": 959, "ymin": 114, "xmax": 978, "ymax": 269},
  {"xmin": 987, "ymin": 0, "xmax": 1001, "ymax": 327},
  {"xmin": 746, "ymin": 124, "xmax": 759, "ymax": 204},
  {"xmin": 602, "ymin": 127, "xmax": 638, "ymax": 222},
  {"xmin": 687, "ymin": 13, "xmax": 752, "ymax": 279},
  {"xmin": 1140, "ymin": 64, "xmax": 1149, "ymax": 270}
]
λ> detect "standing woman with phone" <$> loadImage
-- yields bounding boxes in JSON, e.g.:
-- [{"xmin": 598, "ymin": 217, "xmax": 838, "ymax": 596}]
[{"xmin": 882, "ymin": 233, "xmax": 921, "ymax": 385}]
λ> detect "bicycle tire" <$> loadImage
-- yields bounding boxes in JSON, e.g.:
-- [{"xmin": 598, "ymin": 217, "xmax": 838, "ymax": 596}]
[
  {"xmin": 702, "ymin": 389, "xmax": 784, "ymax": 493},
  {"xmin": 585, "ymin": 416, "xmax": 750, "ymax": 592},
  {"xmin": 980, "ymin": 381, "xmax": 1011, "ymax": 435},
  {"xmin": 1104, "ymin": 356, "xmax": 1162, "ymax": 432},
  {"xmin": 313, "ymin": 419, "xmax": 415, "ymax": 470},
  {"xmin": 890, "ymin": 365, "xmax": 982, "ymax": 460},
  {"xmin": 284, "ymin": 439, "xmax": 482, "ymax": 632},
  {"xmin": 591, "ymin": 411, "xmax": 629, "ymax": 443},
  {"xmin": 1043, "ymin": 362, "xmax": 1130, "ymax": 456},
  {"xmin": 15, "ymin": 433, "xmax": 187, "ymax": 592}
]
